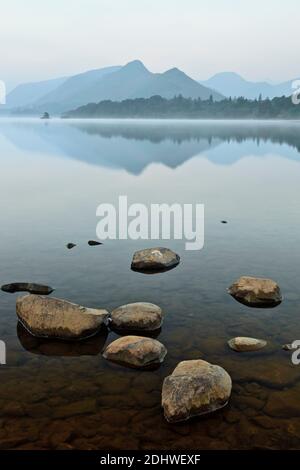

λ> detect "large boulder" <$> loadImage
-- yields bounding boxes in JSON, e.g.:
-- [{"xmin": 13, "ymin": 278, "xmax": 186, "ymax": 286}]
[
  {"xmin": 228, "ymin": 337, "xmax": 267, "ymax": 352},
  {"xmin": 110, "ymin": 302, "xmax": 163, "ymax": 331},
  {"xmin": 162, "ymin": 359, "xmax": 232, "ymax": 423},
  {"xmin": 131, "ymin": 247, "xmax": 180, "ymax": 272},
  {"xmin": 103, "ymin": 335, "xmax": 167, "ymax": 369},
  {"xmin": 16, "ymin": 294, "xmax": 109, "ymax": 340},
  {"xmin": 228, "ymin": 276, "xmax": 282, "ymax": 307}
]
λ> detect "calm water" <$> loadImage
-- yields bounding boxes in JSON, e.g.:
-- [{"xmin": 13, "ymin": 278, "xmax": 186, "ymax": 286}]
[{"xmin": 0, "ymin": 118, "xmax": 300, "ymax": 450}]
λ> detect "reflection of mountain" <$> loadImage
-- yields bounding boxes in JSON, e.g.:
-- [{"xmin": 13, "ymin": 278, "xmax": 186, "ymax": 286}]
[{"xmin": 1, "ymin": 120, "xmax": 300, "ymax": 174}]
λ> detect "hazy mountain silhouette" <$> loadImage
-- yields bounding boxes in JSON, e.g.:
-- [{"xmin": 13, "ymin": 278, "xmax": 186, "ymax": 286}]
[
  {"xmin": 6, "ymin": 76, "xmax": 68, "ymax": 108},
  {"xmin": 201, "ymin": 72, "xmax": 294, "ymax": 99},
  {"xmin": 5, "ymin": 61, "xmax": 223, "ymax": 114}
]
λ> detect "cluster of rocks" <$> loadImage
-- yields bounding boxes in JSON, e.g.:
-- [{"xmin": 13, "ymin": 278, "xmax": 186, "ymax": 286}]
[
  {"xmin": 7, "ymin": 246, "xmax": 286, "ymax": 424},
  {"xmin": 66, "ymin": 240, "xmax": 103, "ymax": 250}
]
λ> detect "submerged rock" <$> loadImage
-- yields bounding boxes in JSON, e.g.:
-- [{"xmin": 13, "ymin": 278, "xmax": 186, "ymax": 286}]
[
  {"xmin": 162, "ymin": 359, "xmax": 232, "ymax": 423},
  {"xmin": 131, "ymin": 247, "xmax": 180, "ymax": 273},
  {"xmin": 110, "ymin": 302, "xmax": 163, "ymax": 331},
  {"xmin": 103, "ymin": 335, "xmax": 167, "ymax": 369},
  {"xmin": 88, "ymin": 240, "xmax": 103, "ymax": 246},
  {"xmin": 228, "ymin": 276, "xmax": 282, "ymax": 308},
  {"xmin": 16, "ymin": 294, "xmax": 109, "ymax": 340},
  {"xmin": 1, "ymin": 283, "xmax": 54, "ymax": 295},
  {"xmin": 228, "ymin": 337, "xmax": 267, "ymax": 352},
  {"xmin": 66, "ymin": 243, "xmax": 76, "ymax": 249}
]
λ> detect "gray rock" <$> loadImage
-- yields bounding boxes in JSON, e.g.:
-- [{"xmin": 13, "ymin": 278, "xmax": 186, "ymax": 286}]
[
  {"xmin": 110, "ymin": 302, "xmax": 163, "ymax": 331},
  {"xmin": 103, "ymin": 335, "xmax": 167, "ymax": 369},
  {"xmin": 228, "ymin": 276, "xmax": 282, "ymax": 307},
  {"xmin": 228, "ymin": 337, "xmax": 267, "ymax": 352},
  {"xmin": 131, "ymin": 247, "xmax": 180, "ymax": 272},
  {"xmin": 88, "ymin": 240, "xmax": 103, "ymax": 246},
  {"xmin": 66, "ymin": 243, "xmax": 76, "ymax": 249},
  {"xmin": 1, "ymin": 283, "xmax": 54, "ymax": 295},
  {"xmin": 162, "ymin": 359, "xmax": 232, "ymax": 423},
  {"xmin": 16, "ymin": 294, "xmax": 109, "ymax": 340}
]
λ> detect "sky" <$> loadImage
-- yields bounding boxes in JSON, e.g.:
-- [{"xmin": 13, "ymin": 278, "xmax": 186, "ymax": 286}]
[{"xmin": 1, "ymin": 0, "xmax": 299, "ymax": 91}]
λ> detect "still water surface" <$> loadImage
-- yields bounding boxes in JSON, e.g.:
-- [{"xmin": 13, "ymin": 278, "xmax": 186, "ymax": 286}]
[{"xmin": 0, "ymin": 119, "xmax": 300, "ymax": 449}]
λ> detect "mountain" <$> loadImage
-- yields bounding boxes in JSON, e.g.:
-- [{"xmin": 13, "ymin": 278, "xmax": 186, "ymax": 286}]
[
  {"xmin": 35, "ymin": 65, "xmax": 122, "ymax": 110},
  {"xmin": 5, "ymin": 76, "xmax": 68, "ymax": 108},
  {"xmin": 201, "ymin": 72, "xmax": 294, "ymax": 99},
  {"xmin": 6, "ymin": 60, "xmax": 223, "ymax": 114}
]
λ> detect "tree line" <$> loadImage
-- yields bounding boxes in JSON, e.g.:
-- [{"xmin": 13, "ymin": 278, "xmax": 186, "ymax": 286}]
[{"xmin": 64, "ymin": 94, "xmax": 300, "ymax": 119}]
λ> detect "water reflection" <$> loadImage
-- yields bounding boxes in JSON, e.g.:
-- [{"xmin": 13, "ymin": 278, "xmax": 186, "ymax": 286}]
[
  {"xmin": 17, "ymin": 322, "xmax": 108, "ymax": 357},
  {"xmin": 0, "ymin": 119, "xmax": 300, "ymax": 174}
]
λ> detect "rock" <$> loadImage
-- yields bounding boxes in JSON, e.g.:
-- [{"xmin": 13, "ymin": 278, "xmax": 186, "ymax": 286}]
[
  {"xmin": 162, "ymin": 359, "xmax": 232, "ymax": 423},
  {"xmin": 16, "ymin": 294, "xmax": 109, "ymax": 340},
  {"xmin": 1, "ymin": 283, "xmax": 54, "ymax": 295},
  {"xmin": 88, "ymin": 240, "xmax": 103, "ymax": 246},
  {"xmin": 131, "ymin": 247, "xmax": 180, "ymax": 273},
  {"xmin": 228, "ymin": 276, "xmax": 282, "ymax": 308},
  {"xmin": 228, "ymin": 337, "xmax": 267, "ymax": 352},
  {"xmin": 103, "ymin": 335, "xmax": 167, "ymax": 369},
  {"xmin": 66, "ymin": 243, "xmax": 76, "ymax": 249},
  {"xmin": 282, "ymin": 343, "xmax": 297, "ymax": 351},
  {"xmin": 110, "ymin": 302, "xmax": 163, "ymax": 331}
]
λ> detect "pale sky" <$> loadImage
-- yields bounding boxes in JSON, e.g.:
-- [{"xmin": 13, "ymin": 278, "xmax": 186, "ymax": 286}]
[{"xmin": 1, "ymin": 0, "xmax": 299, "ymax": 91}]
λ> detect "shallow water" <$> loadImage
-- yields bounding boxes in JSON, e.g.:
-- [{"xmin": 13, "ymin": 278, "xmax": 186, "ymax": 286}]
[{"xmin": 0, "ymin": 118, "xmax": 300, "ymax": 449}]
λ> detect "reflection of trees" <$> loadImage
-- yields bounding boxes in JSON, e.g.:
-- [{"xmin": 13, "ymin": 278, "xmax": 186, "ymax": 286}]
[{"xmin": 70, "ymin": 121, "xmax": 300, "ymax": 153}]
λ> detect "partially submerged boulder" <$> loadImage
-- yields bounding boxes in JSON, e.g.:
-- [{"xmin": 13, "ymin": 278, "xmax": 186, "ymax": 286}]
[
  {"xmin": 103, "ymin": 335, "xmax": 167, "ymax": 369},
  {"xmin": 16, "ymin": 294, "xmax": 109, "ymax": 340},
  {"xmin": 228, "ymin": 276, "xmax": 282, "ymax": 308},
  {"xmin": 228, "ymin": 337, "xmax": 267, "ymax": 352},
  {"xmin": 131, "ymin": 247, "xmax": 180, "ymax": 273},
  {"xmin": 2, "ymin": 283, "xmax": 54, "ymax": 295},
  {"xmin": 162, "ymin": 359, "xmax": 232, "ymax": 423},
  {"xmin": 110, "ymin": 302, "xmax": 163, "ymax": 331}
]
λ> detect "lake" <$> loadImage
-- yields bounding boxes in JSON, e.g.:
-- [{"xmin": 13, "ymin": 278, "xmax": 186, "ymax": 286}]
[{"xmin": 0, "ymin": 118, "xmax": 300, "ymax": 450}]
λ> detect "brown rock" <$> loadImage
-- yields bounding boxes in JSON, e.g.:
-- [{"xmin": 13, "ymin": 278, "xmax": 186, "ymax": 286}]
[
  {"xmin": 111, "ymin": 302, "xmax": 163, "ymax": 331},
  {"xmin": 228, "ymin": 337, "xmax": 267, "ymax": 352},
  {"xmin": 162, "ymin": 359, "xmax": 232, "ymax": 423},
  {"xmin": 103, "ymin": 335, "xmax": 167, "ymax": 369},
  {"xmin": 16, "ymin": 294, "xmax": 109, "ymax": 340},
  {"xmin": 131, "ymin": 247, "xmax": 180, "ymax": 272},
  {"xmin": 228, "ymin": 276, "xmax": 282, "ymax": 307}
]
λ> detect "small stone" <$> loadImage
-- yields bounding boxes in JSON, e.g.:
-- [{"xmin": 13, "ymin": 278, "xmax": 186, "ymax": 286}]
[
  {"xmin": 103, "ymin": 335, "xmax": 167, "ymax": 369},
  {"xmin": 16, "ymin": 294, "xmax": 109, "ymax": 340},
  {"xmin": 66, "ymin": 243, "xmax": 76, "ymax": 249},
  {"xmin": 131, "ymin": 247, "xmax": 180, "ymax": 273},
  {"xmin": 162, "ymin": 359, "xmax": 232, "ymax": 423},
  {"xmin": 110, "ymin": 302, "xmax": 163, "ymax": 331},
  {"xmin": 282, "ymin": 343, "xmax": 297, "ymax": 351},
  {"xmin": 228, "ymin": 337, "xmax": 267, "ymax": 352},
  {"xmin": 88, "ymin": 240, "xmax": 103, "ymax": 246},
  {"xmin": 1, "ymin": 283, "xmax": 54, "ymax": 295},
  {"xmin": 228, "ymin": 276, "xmax": 282, "ymax": 308}
]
